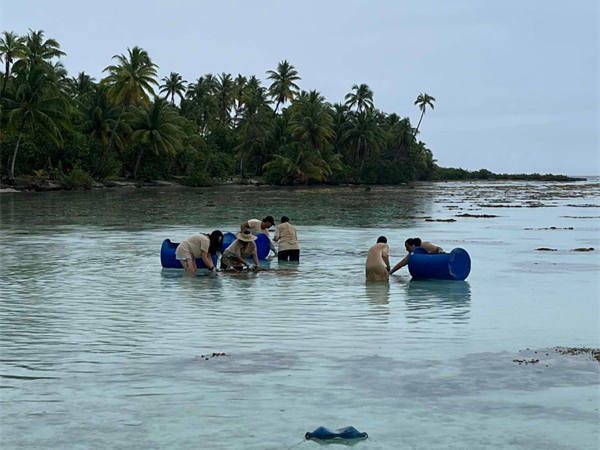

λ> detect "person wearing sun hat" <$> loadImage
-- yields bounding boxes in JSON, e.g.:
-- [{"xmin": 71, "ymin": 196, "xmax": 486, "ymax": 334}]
[{"xmin": 220, "ymin": 230, "xmax": 261, "ymax": 270}]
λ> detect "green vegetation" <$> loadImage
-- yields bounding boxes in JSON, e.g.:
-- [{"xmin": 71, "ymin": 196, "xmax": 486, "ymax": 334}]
[{"xmin": 0, "ymin": 30, "xmax": 578, "ymax": 188}]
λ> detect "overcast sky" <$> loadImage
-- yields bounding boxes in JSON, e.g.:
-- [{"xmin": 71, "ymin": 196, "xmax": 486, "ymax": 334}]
[{"xmin": 2, "ymin": 0, "xmax": 599, "ymax": 175}]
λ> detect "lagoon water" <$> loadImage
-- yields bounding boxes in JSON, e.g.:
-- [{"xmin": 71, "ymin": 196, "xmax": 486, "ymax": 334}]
[{"xmin": 1, "ymin": 181, "xmax": 599, "ymax": 449}]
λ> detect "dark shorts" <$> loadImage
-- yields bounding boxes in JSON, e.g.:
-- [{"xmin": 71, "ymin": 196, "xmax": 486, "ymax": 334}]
[{"xmin": 278, "ymin": 249, "xmax": 300, "ymax": 261}]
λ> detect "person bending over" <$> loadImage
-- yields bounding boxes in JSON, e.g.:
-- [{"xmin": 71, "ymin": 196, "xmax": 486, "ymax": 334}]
[
  {"xmin": 221, "ymin": 231, "xmax": 261, "ymax": 270},
  {"xmin": 274, "ymin": 216, "xmax": 300, "ymax": 261},
  {"xmin": 390, "ymin": 238, "xmax": 444, "ymax": 275},
  {"xmin": 366, "ymin": 236, "xmax": 391, "ymax": 282},
  {"xmin": 175, "ymin": 230, "xmax": 223, "ymax": 274},
  {"xmin": 241, "ymin": 216, "xmax": 276, "ymax": 254}
]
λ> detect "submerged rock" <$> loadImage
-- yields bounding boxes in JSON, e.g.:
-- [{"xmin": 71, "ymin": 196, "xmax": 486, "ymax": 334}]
[{"xmin": 571, "ymin": 247, "xmax": 595, "ymax": 252}]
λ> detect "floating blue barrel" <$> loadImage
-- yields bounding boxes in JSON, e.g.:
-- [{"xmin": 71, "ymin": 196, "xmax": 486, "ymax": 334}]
[
  {"xmin": 305, "ymin": 426, "xmax": 368, "ymax": 441},
  {"xmin": 408, "ymin": 247, "xmax": 471, "ymax": 281},
  {"xmin": 160, "ymin": 239, "xmax": 217, "ymax": 269},
  {"xmin": 161, "ymin": 232, "xmax": 271, "ymax": 269}
]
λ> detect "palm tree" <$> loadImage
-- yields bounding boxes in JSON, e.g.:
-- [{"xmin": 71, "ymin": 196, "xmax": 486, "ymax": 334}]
[
  {"xmin": 79, "ymin": 84, "xmax": 131, "ymax": 150},
  {"xmin": 266, "ymin": 60, "xmax": 301, "ymax": 115},
  {"xmin": 4, "ymin": 65, "xmax": 70, "ymax": 181},
  {"xmin": 130, "ymin": 98, "xmax": 187, "ymax": 179},
  {"xmin": 288, "ymin": 90, "xmax": 334, "ymax": 150},
  {"xmin": 232, "ymin": 74, "xmax": 247, "ymax": 116},
  {"xmin": 235, "ymin": 79, "xmax": 271, "ymax": 177},
  {"xmin": 68, "ymin": 71, "xmax": 96, "ymax": 99},
  {"xmin": 95, "ymin": 46, "xmax": 158, "ymax": 176},
  {"xmin": 343, "ymin": 111, "xmax": 385, "ymax": 175},
  {"xmin": 184, "ymin": 76, "xmax": 217, "ymax": 135},
  {"xmin": 159, "ymin": 72, "xmax": 187, "ymax": 105},
  {"xmin": 0, "ymin": 31, "xmax": 26, "ymax": 102},
  {"xmin": 214, "ymin": 72, "xmax": 234, "ymax": 125},
  {"xmin": 13, "ymin": 29, "xmax": 66, "ymax": 70},
  {"xmin": 413, "ymin": 92, "xmax": 435, "ymax": 137},
  {"xmin": 263, "ymin": 143, "xmax": 331, "ymax": 185},
  {"xmin": 331, "ymin": 102, "xmax": 350, "ymax": 154},
  {"xmin": 344, "ymin": 83, "xmax": 374, "ymax": 113}
]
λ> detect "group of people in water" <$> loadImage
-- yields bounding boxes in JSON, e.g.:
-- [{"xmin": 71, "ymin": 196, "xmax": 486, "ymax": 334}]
[
  {"xmin": 365, "ymin": 237, "xmax": 443, "ymax": 281},
  {"xmin": 174, "ymin": 215, "xmax": 441, "ymax": 280},
  {"xmin": 175, "ymin": 216, "xmax": 299, "ymax": 274}
]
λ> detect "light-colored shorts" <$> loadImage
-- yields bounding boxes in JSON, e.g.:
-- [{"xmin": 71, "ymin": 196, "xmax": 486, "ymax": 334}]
[{"xmin": 175, "ymin": 243, "xmax": 193, "ymax": 261}]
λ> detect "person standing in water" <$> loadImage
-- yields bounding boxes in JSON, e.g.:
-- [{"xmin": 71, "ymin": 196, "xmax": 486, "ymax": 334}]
[
  {"xmin": 221, "ymin": 231, "xmax": 261, "ymax": 270},
  {"xmin": 365, "ymin": 236, "xmax": 391, "ymax": 282},
  {"xmin": 274, "ymin": 216, "xmax": 299, "ymax": 261},
  {"xmin": 390, "ymin": 238, "xmax": 443, "ymax": 274},
  {"xmin": 175, "ymin": 230, "xmax": 223, "ymax": 274},
  {"xmin": 241, "ymin": 216, "xmax": 276, "ymax": 254}
]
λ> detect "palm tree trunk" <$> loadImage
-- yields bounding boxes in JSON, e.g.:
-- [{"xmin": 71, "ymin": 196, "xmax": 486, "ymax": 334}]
[
  {"xmin": 133, "ymin": 147, "xmax": 144, "ymax": 179},
  {"xmin": 9, "ymin": 118, "xmax": 26, "ymax": 182},
  {"xmin": 93, "ymin": 104, "xmax": 125, "ymax": 178},
  {"xmin": 273, "ymin": 100, "xmax": 281, "ymax": 117},
  {"xmin": 413, "ymin": 111, "xmax": 424, "ymax": 139},
  {"xmin": 171, "ymin": 93, "xmax": 175, "ymax": 105},
  {"xmin": 204, "ymin": 147, "xmax": 211, "ymax": 172},
  {"xmin": 239, "ymin": 127, "xmax": 249, "ymax": 179},
  {"xmin": 0, "ymin": 61, "xmax": 10, "ymax": 102}
]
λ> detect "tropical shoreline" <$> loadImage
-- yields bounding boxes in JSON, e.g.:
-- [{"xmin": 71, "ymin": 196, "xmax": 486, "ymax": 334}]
[{"xmin": 0, "ymin": 173, "xmax": 589, "ymax": 193}]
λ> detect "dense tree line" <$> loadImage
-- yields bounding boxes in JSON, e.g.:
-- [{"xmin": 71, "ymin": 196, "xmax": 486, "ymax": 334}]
[{"xmin": 1, "ymin": 29, "xmax": 442, "ymax": 187}]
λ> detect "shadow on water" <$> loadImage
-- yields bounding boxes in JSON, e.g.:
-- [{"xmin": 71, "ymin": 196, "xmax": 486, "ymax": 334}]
[{"xmin": 404, "ymin": 279, "xmax": 471, "ymax": 323}]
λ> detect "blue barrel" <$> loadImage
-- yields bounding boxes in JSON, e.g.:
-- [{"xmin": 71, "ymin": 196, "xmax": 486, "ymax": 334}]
[
  {"xmin": 408, "ymin": 247, "xmax": 471, "ymax": 281},
  {"xmin": 160, "ymin": 239, "xmax": 217, "ymax": 269}
]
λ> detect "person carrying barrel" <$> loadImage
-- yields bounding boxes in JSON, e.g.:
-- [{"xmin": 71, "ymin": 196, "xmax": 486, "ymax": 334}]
[
  {"xmin": 175, "ymin": 230, "xmax": 223, "ymax": 274},
  {"xmin": 241, "ymin": 216, "xmax": 276, "ymax": 255},
  {"xmin": 365, "ymin": 236, "xmax": 391, "ymax": 281},
  {"xmin": 221, "ymin": 230, "xmax": 261, "ymax": 270},
  {"xmin": 274, "ymin": 216, "xmax": 300, "ymax": 261},
  {"xmin": 390, "ymin": 238, "xmax": 443, "ymax": 275}
]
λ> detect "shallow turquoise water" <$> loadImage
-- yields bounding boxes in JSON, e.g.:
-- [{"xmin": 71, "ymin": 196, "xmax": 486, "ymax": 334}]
[{"xmin": 1, "ymin": 181, "xmax": 599, "ymax": 449}]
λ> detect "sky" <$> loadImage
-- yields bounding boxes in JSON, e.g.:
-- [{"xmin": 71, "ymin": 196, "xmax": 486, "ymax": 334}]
[{"xmin": 2, "ymin": 0, "xmax": 599, "ymax": 175}]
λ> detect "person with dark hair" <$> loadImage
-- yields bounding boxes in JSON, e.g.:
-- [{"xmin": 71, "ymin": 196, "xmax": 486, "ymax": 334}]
[
  {"xmin": 241, "ymin": 216, "xmax": 277, "ymax": 254},
  {"xmin": 175, "ymin": 230, "xmax": 223, "ymax": 274},
  {"xmin": 365, "ymin": 236, "xmax": 390, "ymax": 281},
  {"xmin": 221, "ymin": 230, "xmax": 261, "ymax": 270},
  {"xmin": 390, "ymin": 237, "xmax": 444, "ymax": 274},
  {"xmin": 274, "ymin": 216, "xmax": 299, "ymax": 261}
]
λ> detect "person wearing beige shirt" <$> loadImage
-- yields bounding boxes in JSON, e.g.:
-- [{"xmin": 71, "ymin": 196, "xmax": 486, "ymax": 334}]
[
  {"xmin": 366, "ymin": 236, "xmax": 391, "ymax": 282},
  {"xmin": 221, "ymin": 231, "xmax": 261, "ymax": 270},
  {"xmin": 175, "ymin": 230, "xmax": 223, "ymax": 274},
  {"xmin": 390, "ymin": 238, "xmax": 444, "ymax": 275},
  {"xmin": 241, "ymin": 216, "xmax": 276, "ymax": 253},
  {"xmin": 274, "ymin": 216, "xmax": 300, "ymax": 261}
]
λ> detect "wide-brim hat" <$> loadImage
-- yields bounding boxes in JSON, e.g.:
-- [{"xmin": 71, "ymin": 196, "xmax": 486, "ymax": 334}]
[{"xmin": 236, "ymin": 231, "xmax": 257, "ymax": 243}]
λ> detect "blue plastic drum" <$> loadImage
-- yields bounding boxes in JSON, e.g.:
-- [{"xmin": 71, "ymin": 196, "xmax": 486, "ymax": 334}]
[{"xmin": 408, "ymin": 247, "xmax": 471, "ymax": 281}]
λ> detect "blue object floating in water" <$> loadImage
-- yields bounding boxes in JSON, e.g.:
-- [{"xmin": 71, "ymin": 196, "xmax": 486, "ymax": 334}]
[
  {"xmin": 305, "ymin": 426, "xmax": 368, "ymax": 441},
  {"xmin": 161, "ymin": 232, "xmax": 271, "ymax": 269},
  {"xmin": 408, "ymin": 247, "xmax": 471, "ymax": 281}
]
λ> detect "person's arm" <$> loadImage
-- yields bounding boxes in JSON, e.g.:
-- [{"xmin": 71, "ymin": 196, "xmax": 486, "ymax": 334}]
[
  {"xmin": 236, "ymin": 256, "xmax": 249, "ymax": 267},
  {"xmin": 269, "ymin": 237, "xmax": 276, "ymax": 253},
  {"xmin": 273, "ymin": 228, "xmax": 280, "ymax": 242},
  {"xmin": 201, "ymin": 252, "xmax": 215, "ymax": 270},
  {"xmin": 252, "ymin": 253, "xmax": 260, "ymax": 269},
  {"xmin": 390, "ymin": 254, "xmax": 409, "ymax": 275},
  {"xmin": 383, "ymin": 253, "xmax": 390, "ymax": 272}
]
